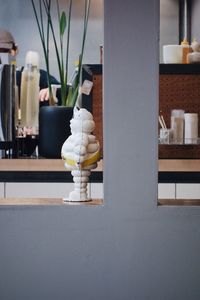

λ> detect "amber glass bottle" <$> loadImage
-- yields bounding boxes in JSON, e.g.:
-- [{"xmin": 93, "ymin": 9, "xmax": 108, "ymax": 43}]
[{"xmin": 181, "ymin": 38, "xmax": 192, "ymax": 64}]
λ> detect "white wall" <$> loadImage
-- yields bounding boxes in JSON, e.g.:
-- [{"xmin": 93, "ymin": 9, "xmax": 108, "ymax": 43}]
[{"xmin": 0, "ymin": 0, "xmax": 103, "ymax": 80}]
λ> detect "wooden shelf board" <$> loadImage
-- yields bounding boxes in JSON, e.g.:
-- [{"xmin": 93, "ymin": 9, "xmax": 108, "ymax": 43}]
[
  {"xmin": 0, "ymin": 159, "xmax": 103, "ymax": 172},
  {"xmin": 158, "ymin": 159, "xmax": 200, "ymax": 172},
  {"xmin": 158, "ymin": 199, "xmax": 200, "ymax": 206},
  {"xmin": 0, "ymin": 198, "xmax": 103, "ymax": 206}
]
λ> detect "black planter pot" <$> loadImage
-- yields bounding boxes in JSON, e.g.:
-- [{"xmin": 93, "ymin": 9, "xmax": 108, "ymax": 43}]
[{"xmin": 39, "ymin": 106, "xmax": 73, "ymax": 158}]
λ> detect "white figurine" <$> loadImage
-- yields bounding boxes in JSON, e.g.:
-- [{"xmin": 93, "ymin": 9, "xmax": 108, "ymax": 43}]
[{"xmin": 61, "ymin": 107, "xmax": 100, "ymax": 201}]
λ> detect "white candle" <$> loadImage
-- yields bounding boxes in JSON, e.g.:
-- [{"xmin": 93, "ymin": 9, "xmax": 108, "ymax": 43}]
[{"xmin": 184, "ymin": 113, "xmax": 198, "ymax": 144}]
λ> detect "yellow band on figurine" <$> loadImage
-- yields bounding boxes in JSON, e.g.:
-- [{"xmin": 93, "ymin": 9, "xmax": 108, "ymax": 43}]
[{"xmin": 64, "ymin": 150, "xmax": 101, "ymax": 168}]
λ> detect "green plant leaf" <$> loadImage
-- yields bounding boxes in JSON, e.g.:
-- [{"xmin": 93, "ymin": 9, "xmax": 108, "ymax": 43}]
[
  {"xmin": 31, "ymin": 0, "xmax": 90, "ymax": 107},
  {"xmin": 66, "ymin": 86, "xmax": 73, "ymax": 107},
  {"xmin": 60, "ymin": 11, "xmax": 66, "ymax": 36},
  {"xmin": 66, "ymin": 85, "xmax": 79, "ymax": 107}
]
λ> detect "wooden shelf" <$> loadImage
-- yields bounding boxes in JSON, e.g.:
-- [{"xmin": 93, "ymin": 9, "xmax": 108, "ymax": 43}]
[
  {"xmin": 158, "ymin": 159, "xmax": 200, "ymax": 183},
  {"xmin": 158, "ymin": 159, "xmax": 200, "ymax": 172},
  {"xmin": 160, "ymin": 64, "xmax": 200, "ymax": 74},
  {"xmin": 158, "ymin": 199, "xmax": 200, "ymax": 206},
  {"xmin": 0, "ymin": 198, "xmax": 103, "ymax": 206},
  {"xmin": 0, "ymin": 159, "xmax": 103, "ymax": 183},
  {"xmin": 0, "ymin": 159, "xmax": 103, "ymax": 172}
]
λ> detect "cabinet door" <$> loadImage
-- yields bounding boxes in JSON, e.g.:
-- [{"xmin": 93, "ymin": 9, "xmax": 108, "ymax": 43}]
[
  {"xmin": 5, "ymin": 182, "xmax": 75, "ymax": 198},
  {"xmin": 90, "ymin": 183, "xmax": 103, "ymax": 199},
  {"xmin": 0, "ymin": 183, "xmax": 5, "ymax": 198},
  {"xmin": 176, "ymin": 184, "xmax": 200, "ymax": 199},
  {"xmin": 158, "ymin": 183, "xmax": 175, "ymax": 199}
]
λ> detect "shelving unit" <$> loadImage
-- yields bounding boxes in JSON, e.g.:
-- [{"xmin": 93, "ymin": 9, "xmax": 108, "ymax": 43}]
[
  {"xmin": 159, "ymin": 65, "xmax": 200, "ymax": 204},
  {"xmin": 159, "ymin": 64, "xmax": 200, "ymax": 159},
  {"xmin": 0, "ymin": 159, "xmax": 103, "ymax": 203}
]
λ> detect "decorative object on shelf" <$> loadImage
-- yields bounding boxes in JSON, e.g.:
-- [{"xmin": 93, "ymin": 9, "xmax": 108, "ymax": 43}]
[
  {"xmin": 0, "ymin": 29, "xmax": 16, "ymax": 157},
  {"xmin": 61, "ymin": 107, "xmax": 100, "ymax": 202},
  {"xmin": 163, "ymin": 45, "xmax": 183, "ymax": 64},
  {"xmin": 188, "ymin": 39, "xmax": 200, "ymax": 64},
  {"xmin": 163, "ymin": 39, "xmax": 192, "ymax": 64},
  {"xmin": 184, "ymin": 113, "xmax": 198, "ymax": 144},
  {"xmin": 19, "ymin": 51, "xmax": 40, "ymax": 136},
  {"xmin": 31, "ymin": 0, "xmax": 91, "ymax": 158},
  {"xmin": 170, "ymin": 109, "xmax": 185, "ymax": 144},
  {"xmin": 158, "ymin": 114, "xmax": 172, "ymax": 144},
  {"xmin": 39, "ymin": 106, "xmax": 73, "ymax": 158},
  {"xmin": 181, "ymin": 38, "xmax": 192, "ymax": 64},
  {"xmin": 158, "ymin": 111, "xmax": 199, "ymax": 146},
  {"xmin": 159, "ymin": 129, "xmax": 173, "ymax": 145}
]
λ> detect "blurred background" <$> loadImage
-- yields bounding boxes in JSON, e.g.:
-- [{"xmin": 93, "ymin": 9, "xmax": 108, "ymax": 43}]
[{"xmin": 0, "ymin": 0, "xmax": 104, "ymax": 79}]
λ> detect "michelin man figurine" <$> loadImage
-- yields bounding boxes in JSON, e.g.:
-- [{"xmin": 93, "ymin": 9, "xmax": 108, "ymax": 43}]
[{"xmin": 61, "ymin": 107, "xmax": 100, "ymax": 202}]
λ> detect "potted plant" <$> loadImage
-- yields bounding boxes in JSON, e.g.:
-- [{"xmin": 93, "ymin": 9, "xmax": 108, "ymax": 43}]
[{"xmin": 30, "ymin": 0, "xmax": 91, "ymax": 158}]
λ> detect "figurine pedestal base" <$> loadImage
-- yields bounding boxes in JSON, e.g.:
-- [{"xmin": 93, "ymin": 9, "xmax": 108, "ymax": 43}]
[
  {"xmin": 63, "ymin": 169, "xmax": 92, "ymax": 202},
  {"xmin": 63, "ymin": 198, "xmax": 92, "ymax": 203}
]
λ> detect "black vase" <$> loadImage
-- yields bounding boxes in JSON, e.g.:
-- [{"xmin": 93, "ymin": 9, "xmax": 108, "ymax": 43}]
[{"xmin": 39, "ymin": 106, "xmax": 73, "ymax": 158}]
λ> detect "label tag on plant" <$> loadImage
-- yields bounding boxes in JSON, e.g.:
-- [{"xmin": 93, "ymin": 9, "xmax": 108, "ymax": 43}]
[{"xmin": 81, "ymin": 80, "xmax": 93, "ymax": 95}]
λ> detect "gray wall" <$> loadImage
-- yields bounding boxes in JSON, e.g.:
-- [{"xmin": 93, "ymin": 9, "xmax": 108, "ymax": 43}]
[
  {"xmin": 0, "ymin": 0, "xmax": 103, "ymax": 79},
  {"xmin": 191, "ymin": 0, "xmax": 200, "ymax": 41},
  {"xmin": 1, "ymin": 1, "xmax": 200, "ymax": 300},
  {"xmin": 160, "ymin": 0, "xmax": 179, "ymax": 62}
]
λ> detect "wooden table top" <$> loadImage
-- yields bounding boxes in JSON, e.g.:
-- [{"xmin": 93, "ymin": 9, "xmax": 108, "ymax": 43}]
[
  {"xmin": 0, "ymin": 159, "xmax": 199, "ymax": 172},
  {"xmin": 158, "ymin": 159, "xmax": 200, "ymax": 172},
  {"xmin": 0, "ymin": 198, "xmax": 103, "ymax": 206},
  {"xmin": 0, "ymin": 159, "xmax": 103, "ymax": 172}
]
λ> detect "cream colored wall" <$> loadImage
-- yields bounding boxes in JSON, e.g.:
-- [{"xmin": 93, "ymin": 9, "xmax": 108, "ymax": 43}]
[{"xmin": 4, "ymin": 182, "xmax": 103, "ymax": 199}]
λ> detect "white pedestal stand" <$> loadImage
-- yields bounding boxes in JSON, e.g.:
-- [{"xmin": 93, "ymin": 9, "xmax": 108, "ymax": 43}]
[{"xmin": 63, "ymin": 169, "xmax": 92, "ymax": 202}]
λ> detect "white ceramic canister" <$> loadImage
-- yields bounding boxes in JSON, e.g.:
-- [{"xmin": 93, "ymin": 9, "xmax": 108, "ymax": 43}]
[
  {"xmin": 184, "ymin": 113, "xmax": 198, "ymax": 144},
  {"xmin": 163, "ymin": 45, "xmax": 183, "ymax": 64}
]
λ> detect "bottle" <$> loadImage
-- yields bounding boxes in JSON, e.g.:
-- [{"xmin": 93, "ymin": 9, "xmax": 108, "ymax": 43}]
[
  {"xmin": 184, "ymin": 113, "xmax": 198, "ymax": 144},
  {"xmin": 20, "ymin": 51, "xmax": 40, "ymax": 135},
  {"xmin": 171, "ymin": 109, "xmax": 185, "ymax": 144},
  {"xmin": 181, "ymin": 38, "xmax": 192, "ymax": 64}
]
